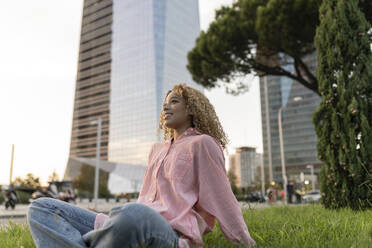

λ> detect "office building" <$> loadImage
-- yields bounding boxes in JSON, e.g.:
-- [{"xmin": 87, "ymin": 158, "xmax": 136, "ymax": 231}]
[
  {"xmin": 229, "ymin": 146, "xmax": 258, "ymax": 188},
  {"xmin": 65, "ymin": 0, "xmax": 203, "ymax": 191},
  {"xmin": 69, "ymin": 0, "xmax": 113, "ymax": 160},
  {"xmin": 259, "ymin": 54, "xmax": 322, "ymax": 186}
]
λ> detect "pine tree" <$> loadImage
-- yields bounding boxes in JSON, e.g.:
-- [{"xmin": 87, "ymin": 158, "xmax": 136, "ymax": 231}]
[{"xmin": 314, "ymin": 0, "xmax": 372, "ymax": 210}]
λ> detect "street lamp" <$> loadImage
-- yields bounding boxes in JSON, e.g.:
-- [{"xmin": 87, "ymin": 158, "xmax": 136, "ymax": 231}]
[
  {"xmin": 263, "ymin": 76, "xmax": 274, "ymax": 183},
  {"xmin": 9, "ymin": 144, "xmax": 15, "ymax": 186},
  {"xmin": 278, "ymin": 96, "xmax": 303, "ymax": 204},
  {"xmin": 260, "ymin": 151, "xmax": 265, "ymax": 198},
  {"xmin": 90, "ymin": 117, "xmax": 102, "ymax": 210},
  {"xmin": 306, "ymin": 164, "xmax": 315, "ymax": 191}
]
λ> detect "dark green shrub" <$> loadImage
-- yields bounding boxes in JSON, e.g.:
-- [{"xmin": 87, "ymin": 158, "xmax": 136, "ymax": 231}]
[{"xmin": 314, "ymin": 0, "xmax": 372, "ymax": 210}]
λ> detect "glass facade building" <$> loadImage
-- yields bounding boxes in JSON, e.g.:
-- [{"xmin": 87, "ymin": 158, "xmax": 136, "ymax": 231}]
[
  {"xmin": 108, "ymin": 0, "xmax": 203, "ymax": 166},
  {"xmin": 229, "ymin": 147, "xmax": 258, "ymax": 188},
  {"xmin": 67, "ymin": 0, "xmax": 203, "ymax": 181},
  {"xmin": 259, "ymin": 54, "xmax": 323, "ymax": 185},
  {"xmin": 69, "ymin": 0, "xmax": 113, "ymax": 161}
]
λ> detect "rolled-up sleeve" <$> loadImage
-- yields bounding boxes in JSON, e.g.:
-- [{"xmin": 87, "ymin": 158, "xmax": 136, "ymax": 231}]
[
  {"xmin": 194, "ymin": 135, "xmax": 256, "ymax": 247},
  {"xmin": 94, "ymin": 213, "xmax": 109, "ymax": 230}
]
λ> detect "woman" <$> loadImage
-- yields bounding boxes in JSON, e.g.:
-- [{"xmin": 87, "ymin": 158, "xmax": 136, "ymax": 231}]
[{"xmin": 27, "ymin": 83, "xmax": 257, "ymax": 247}]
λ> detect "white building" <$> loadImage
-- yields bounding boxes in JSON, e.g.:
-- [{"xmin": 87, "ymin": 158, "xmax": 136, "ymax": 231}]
[
  {"xmin": 64, "ymin": 157, "xmax": 146, "ymax": 193},
  {"xmin": 228, "ymin": 146, "xmax": 258, "ymax": 188}
]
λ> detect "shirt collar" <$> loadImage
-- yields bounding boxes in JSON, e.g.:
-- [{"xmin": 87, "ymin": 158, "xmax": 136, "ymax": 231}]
[{"xmin": 166, "ymin": 127, "xmax": 201, "ymax": 144}]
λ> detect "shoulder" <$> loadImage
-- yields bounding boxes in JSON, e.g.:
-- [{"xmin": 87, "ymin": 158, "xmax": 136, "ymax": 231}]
[
  {"xmin": 148, "ymin": 141, "xmax": 163, "ymax": 156},
  {"xmin": 152, "ymin": 141, "xmax": 160, "ymax": 149},
  {"xmin": 197, "ymin": 134, "xmax": 222, "ymax": 148},
  {"xmin": 191, "ymin": 134, "xmax": 224, "ymax": 157},
  {"xmin": 149, "ymin": 142, "xmax": 158, "ymax": 152},
  {"xmin": 190, "ymin": 135, "xmax": 226, "ymax": 172},
  {"xmin": 152, "ymin": 140, "xmax": 167, "ymax": 149}
]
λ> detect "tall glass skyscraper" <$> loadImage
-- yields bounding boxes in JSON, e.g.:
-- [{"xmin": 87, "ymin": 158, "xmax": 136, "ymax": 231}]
[
  {"xmin": 108, "ymin": 0, "xmax": 202, "ymax": 166},
  {"xmin": 68, "ymin": 0, "xmax": 113, "ymax": 161},
  {"xmin": 259, "ymin": 54, "xmax": 322, "ymax": 186},
  {"xmin": 67, "ymin": 0, "xmax": 203, "ymax": 175}
]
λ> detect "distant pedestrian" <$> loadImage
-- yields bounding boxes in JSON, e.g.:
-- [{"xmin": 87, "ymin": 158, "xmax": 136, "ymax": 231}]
[{"xmin": 267, "ymin": 187, "xmax": 273, "ymax": 203}]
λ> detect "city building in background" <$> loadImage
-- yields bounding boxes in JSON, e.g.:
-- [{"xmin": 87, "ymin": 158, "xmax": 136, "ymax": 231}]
[
  {"xmin": 108, "ymin": 0, "xmax": 202, "ymax": 165},
  {"xmin": 228, "ymin": 146, "xmax": 260, "ymax": 188},
  {"xmin": 259, "ymin": 53, "xmax": 322, "ymax": 189},
  {"xmin": 69, "ymin": 0, "xmax": 113, "ymax": 161},
  {"xmin": 254, "ymin": 152, "xmax": 264, "ymax": 183},
  {"xmin": 64, "ymin": 157, "xmax": 146, "ymax": 193},
  {"xmin": 65, "ymin": 0, "xmax": 203, "ymax": 191}
]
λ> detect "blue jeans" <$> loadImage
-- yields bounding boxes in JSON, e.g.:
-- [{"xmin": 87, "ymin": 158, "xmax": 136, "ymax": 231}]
[{"xmin": 27, "ymin": 198, "xmax": 179, "ymax": 248}]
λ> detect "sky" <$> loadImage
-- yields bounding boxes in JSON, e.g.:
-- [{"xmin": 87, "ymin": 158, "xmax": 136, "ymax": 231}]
[{"xmin": 0, "ymin": 0, "xmax": 262, "ymax": 186}]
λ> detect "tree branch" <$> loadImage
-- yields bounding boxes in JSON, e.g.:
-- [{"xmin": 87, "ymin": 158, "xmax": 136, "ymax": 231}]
[
  {"xmin": 295, "ymin": 56, "xmax": 318, "ymax": 87},
  {"xmin": 244, "ymin": 60, "xmax": 320, "ymax": 95},
  {"xmin": 293, "ymin": 57, "xmax": 320, "ymax": 94}
]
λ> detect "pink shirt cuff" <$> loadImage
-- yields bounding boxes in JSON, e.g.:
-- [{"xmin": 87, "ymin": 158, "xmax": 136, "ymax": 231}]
[{"xmin": 94, "ymin": 213, "xmax": 109, "ymax": 230}]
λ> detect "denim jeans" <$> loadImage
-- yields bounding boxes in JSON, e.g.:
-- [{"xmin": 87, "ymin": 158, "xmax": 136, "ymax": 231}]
[{"xmin": 27, "ymin": 198, "xmax": 179, "ymax": 248}]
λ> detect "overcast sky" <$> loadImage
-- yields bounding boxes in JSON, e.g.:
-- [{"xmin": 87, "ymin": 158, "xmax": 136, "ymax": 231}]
[{"xmin": 0, "ymin": 0, "xmax": 262, "ymax": 185}]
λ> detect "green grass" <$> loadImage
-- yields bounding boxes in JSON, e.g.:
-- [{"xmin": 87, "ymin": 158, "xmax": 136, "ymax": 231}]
[
  {"xmin": 1, "ymin": 204, "xmax": 371, "ymax": 247},
  {"xmin": 203, "ymin": 204, "xmax": 372, "ymax": 247},
  {"xmin": 0, "ymin": 221, "xmax": 35, "ymax": 248}
]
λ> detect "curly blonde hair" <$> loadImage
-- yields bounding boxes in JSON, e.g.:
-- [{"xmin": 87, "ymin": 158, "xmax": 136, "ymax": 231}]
[{"xmin": 157, "ymin": 83, "xmax": 229, "ymax": 151}]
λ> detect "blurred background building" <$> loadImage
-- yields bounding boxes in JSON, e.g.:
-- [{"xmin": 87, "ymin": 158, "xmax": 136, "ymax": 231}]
[
  {"xmin": 65, "ymin": 0, "xmax": 203, "ymax": 193},
  {"xmin": 259, "ymin": 53, "xmax": 322, "ymax": 189},
  {"xmin": 64, "ymin": 157, "xmax": 147, "ymax": 193},
  {"xmin": 69, "ymin": 0, "xmax": 113, "ymax": 161},
  {"xmin": 229, "ymin": 146, "xmax": 262, "ymax": 188}
]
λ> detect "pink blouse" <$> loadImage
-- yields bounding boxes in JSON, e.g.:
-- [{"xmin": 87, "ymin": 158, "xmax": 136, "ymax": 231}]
[{"xmin": 94, "ymin": 127, "xmax": 256, "ymax": 247}]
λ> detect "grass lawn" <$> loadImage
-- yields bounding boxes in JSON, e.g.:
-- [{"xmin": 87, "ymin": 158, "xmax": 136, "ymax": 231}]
[
  {"xmin": 0, "ymin": 221, "xmax": 35, "ymax": 248},
  {"xmin": 1, "ymin": 204, "xmax": 371, "ymax": 247},
  {"xmin": 204, "ymin": 203, "xmax": 372, "ymax": 247}
]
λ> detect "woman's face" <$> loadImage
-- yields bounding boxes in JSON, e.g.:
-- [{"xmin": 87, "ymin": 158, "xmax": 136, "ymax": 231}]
[{"xmin": 162, "ymin": 91, "xmax": 191, "ymax": 129}]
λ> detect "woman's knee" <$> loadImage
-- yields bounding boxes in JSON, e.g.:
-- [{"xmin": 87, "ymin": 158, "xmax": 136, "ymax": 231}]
[
  {"xmin": 31, "ymin": 197, "xmax": 55, "ymax": 206},
  {"xmin": 27, "ymin": 198, "xmax": 48, "ymax": 226},
  {"xmin": 108, "ymin": 203, "xmax": 153, "ymax": 230},
  {"xmin": 90, "ymin": 203, "xmax": 176, "ymax": 246},
  {"xmin": 111, "ymin": 202, "xmax": 151, "ymax": 216},
  {"xmin": 28, "ymin": 198, "xmax": 58, "ymax": 219},
  {"xmin": 122, "ymin": 202, "xmax": 151, "ymax": 213},
  {"xmin": 29, "ymin": 197, "xmax": 57, "ymax": 211}
]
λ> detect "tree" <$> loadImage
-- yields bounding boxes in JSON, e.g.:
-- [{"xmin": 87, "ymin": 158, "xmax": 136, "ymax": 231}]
[
  {"xmin": 254, "ymin": 163, "xmax": 271, "ymax": 190},
  {"xmin": 48, "ymin": 169, "xmax": 59, "ymax": 182},
  {"xmin": 72, "ymin": 165, "xmax": 111, "ymax": 199},
  {"xmin": 13, "ymin": 173, "xmax": 41, "ymax": 189},
  {"xmin": 314, "ymin": 0, "xmax": 372, "ymax": 210},
  {"xmin": 227, "ymin": 169, "xmax": 241, "ymax": 195},
  {"xmin": 187, "ymin": 0, "xmax": 372, "ymax": 96}
]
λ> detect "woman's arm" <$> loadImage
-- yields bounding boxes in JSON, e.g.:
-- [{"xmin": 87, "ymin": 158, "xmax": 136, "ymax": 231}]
[
  {"xmin": 194, "ymin": 135, "xmax": 256, "ymax": 247},
  {"xmin": 94, "ymin": 143, "xmax": 157, "ymax": 230}
]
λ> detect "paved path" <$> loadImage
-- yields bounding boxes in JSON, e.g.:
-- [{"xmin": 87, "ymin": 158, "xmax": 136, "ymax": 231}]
[
  {"xmin": 0, "ymin": 198, "xmax": 137, "ymax": 218},
  {"xmin": 0, "ymin": 199, "xmax": 306, "ymax": 227},
  {"xmin": 239, "ymin": 201, "xmax": 307, "ymax": 210},
  {"xmin": 0, "ymin": 198, "xmax": 137, "ymax": 227},
  {"xmin": 0, "ymin": 216, "xmax": 26, "ymax": 227}
]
